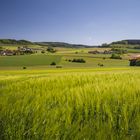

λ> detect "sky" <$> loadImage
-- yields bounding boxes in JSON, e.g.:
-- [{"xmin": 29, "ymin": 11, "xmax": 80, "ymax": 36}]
[{"xmin": 0, "ymin": 0, "xmax": 140, "ymax": 45}]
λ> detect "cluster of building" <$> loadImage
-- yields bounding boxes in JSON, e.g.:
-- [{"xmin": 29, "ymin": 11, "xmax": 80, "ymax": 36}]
[
  {"xmin": 88, "ymin": 49, "xmax": 127, "ymax": 55},
  {"xmin": 88, "ymin": 50, "xmax": 114, "ymax": 54},
  {"xmin": 0, "ymin": 46, "xmax": 34, "ymax": 56}
]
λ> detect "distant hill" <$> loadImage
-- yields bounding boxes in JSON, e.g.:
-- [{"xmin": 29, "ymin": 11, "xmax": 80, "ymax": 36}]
[
  {"xmin": 0, "ymin": 39, "xmax": 34, "ymax": 45},
  {"xmin": 0, "ymin": 39, "xmax": 96, "ymax": 48},
  {"xmin": 111, "ymin": 40, "xmax": 140, "ymax": 45},
  {"xmin": 35, "ymin": 42, "xmax": 96, "ymax": 48}
]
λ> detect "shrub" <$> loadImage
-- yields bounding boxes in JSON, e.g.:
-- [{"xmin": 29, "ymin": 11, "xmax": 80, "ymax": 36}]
[
  {"xmin": 50, "ymin": 62, "xmax": 56, "ymax": 65},
  {"xmin": 98, "ymin": 63, "xmax": 104, "ymax": 67},
  {"xmin": 136, "ymin": 60, "xmax": 140, "ymax": 66},
  {"xmin": 41, "ymin": 50, "xmax": 45, "ymax": 54},
  {"xmin": 110, "ymin": 54, "xmax": 122, "ymax": 59},
  {"xmin": 23, "ymin": 66, "xmax": 26, "ymax": 69},
  {"xmin": 130, "ymin": 59, "xmax": 136, "ymax": 66},
  {"xmin": 72, "ymin": 58, "xmax": 86, "ymax": 63},
  {"xmin": 47, "ymin": 47, "xmax": 56, "ymax": 53}
]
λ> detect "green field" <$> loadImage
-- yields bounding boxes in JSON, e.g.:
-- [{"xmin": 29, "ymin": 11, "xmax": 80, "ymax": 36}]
[
  {"xmin": 0, "ymin": 46, "xmax": 139, "ymax": 139},
  {"xmin": 0, "ymin": 68, "xmax": 140, "ymax": 140},
  {"xmin": 0, "ymin": 50, "xmax": 129, "ymax": 69},
  {"xmin": 0, "ymin": 54, "xmax": 129, "ymax": 69},
  {"xmin": 0, "ymin": 55, "xmax": 62, "ymax": 67}
]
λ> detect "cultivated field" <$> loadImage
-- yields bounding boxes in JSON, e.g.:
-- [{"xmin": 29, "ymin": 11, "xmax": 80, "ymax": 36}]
[
  {"xmin": 0, "ymin": 46, "xmax": 129, "ymax": 69},
  {"xmin": 0, "ymin": 68, "xmax": 140, "ymax": 140}
]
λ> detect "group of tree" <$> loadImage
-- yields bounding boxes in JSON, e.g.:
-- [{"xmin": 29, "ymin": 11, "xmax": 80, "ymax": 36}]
[
  {"xmin": 47, "ymin": 47, "xmax": 56, "ymax": 53},
  {"xmin": 110, "ymin": 54, "xmax": 122, "ymax": 59},
  {"xmin": 111, "ymin": 48, "xmax": 127, "ymax": 54},
  {"xmin": 66, "ymin": 58, "xmax": 86, "ymax": 63},
  {"xmin": 130, "ymin": 59, "xmax": 140, "ymax": 66}
]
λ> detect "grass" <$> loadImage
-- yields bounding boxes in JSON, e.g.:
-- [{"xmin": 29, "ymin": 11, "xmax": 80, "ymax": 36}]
[
  {"xmin": 61, "ymin": 56, "xmax": 129, "ymax": 68},
  {"xmin": 0, "ymin": 46, "xmax": 132, "ymax": 69},
  {"xmin": 0, "ymin": 53, "xmax": 129, "ymax": 69},
  {"xmin": 0, "ymin": 55, "xmax": 62, "ymax": 67},
  {"xmin": 0, "ymin": 68, "xmax": 140, "ymax": 139}
]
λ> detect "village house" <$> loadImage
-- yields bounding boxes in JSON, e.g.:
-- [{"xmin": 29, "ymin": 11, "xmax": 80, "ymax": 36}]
[
  {"xmin": 129, "ymin": 55, "xmax": 140, "ymax": 66},
  {"xmin": 0, "ymin": 49, "xmax": 15, "ymax": 56},
  {"xmin": 88, "ymin": 50, "xmax": 114, "ymax": 54},
  {"xmin": 0, "ymin": 46, "xmax": 34, "ymax": 56},
  {"xmin": 17, "ymin": 46, "xmax": 34, "ymax": 54}
]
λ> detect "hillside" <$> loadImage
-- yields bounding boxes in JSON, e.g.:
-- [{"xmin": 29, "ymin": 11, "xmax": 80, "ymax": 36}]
[
  {"xmin": 35, "ymin": 42, "xmax": 96, "ymax": 48},
  {"xmin": 111, "ymin": 40, "xmax": 140, "ymax": 45},
  {"xmin": 0, "ymin": 39, "xmax": 34, "ymax": 45},
  {"xmin": 0, "ymin": 39, "xmax": 96, "ymax": 48},
  {"xmin": 99, "ymin": 40, "xmax": 140, "ymax": 50}
]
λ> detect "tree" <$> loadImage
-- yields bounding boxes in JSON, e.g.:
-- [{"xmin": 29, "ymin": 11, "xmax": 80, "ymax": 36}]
[
  {"xmin": 0, "ymin": 46, "xmax": 3, "ymax": 50},
  {"xmin": 47, "ymin": 47, "xmax": 56, "ymax": 53},
  {"xmin": 41, "ymin": 50, "xmax": 45, "ymax": 54},
  {"xmin": 50, "ymin": 62, "xmax": 56, "ymax": 65},
  {"xmin": 110, "ymin": 54, "xmax": 122, "ymax": 59},
  {"xmin": 101, "ymin": 43, "xmax": 109, "ymax": 48}
]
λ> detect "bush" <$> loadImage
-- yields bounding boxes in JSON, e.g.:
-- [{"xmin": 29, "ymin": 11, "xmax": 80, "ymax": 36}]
[
  {"xmin": 41, "ymin": 50, "xmax": 45, "ymax": 54},
  {"xmin": 47, "ymin": 47, "xmax": 56, "ymax": 53},
  {"xmin": 72, "ymin": 58, "xmax": 86, "ymax": 63},
  {"xmin": 136, "ymin": 60, "xmax": 140, "ymax": 66},
  {"xmin": 23, "ymin": 66, "xmax": 27, "ymax": 69},
  {"xmin": 50, "ymin": 62, "xmax": 56, "ymax": 65},
  {"xmin": 110, "ymin": 54, "xmax": 122, "ymax": 59},
  {"xmin": 98, "ymin": 63, "xmax": 104, "ymax": 67},
  {"xmin": 130, "ymin": 59, "xmax": 136, "ymax": 66}
]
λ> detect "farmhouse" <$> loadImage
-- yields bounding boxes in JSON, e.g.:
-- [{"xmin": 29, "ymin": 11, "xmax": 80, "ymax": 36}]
[
  {"xmin": 129, "ymin": 55, "xmax": 140, "ymax": 66},
  {"xmin": 88, "ymin": 50, "xmax": 114, "ymax": 54},
  {"xmin": 0, "ymin": 50, "xmax": 15, "ymax": 56},
  {"xmin": 17, "ymin": 46, "xmax": 33, "ymax": 54}
]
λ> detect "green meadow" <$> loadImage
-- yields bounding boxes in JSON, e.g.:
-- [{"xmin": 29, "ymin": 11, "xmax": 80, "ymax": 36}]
[
  {"xmin": 0, "ymin": 51, "xmax": 129, "ymax": 69},
  {"xmin": 0, "ymin": 55, "xmax": 62, "ymax": 67},
  {"xmin": 0, "ymin": 68, "xmax": 140, "ymax": 140}
]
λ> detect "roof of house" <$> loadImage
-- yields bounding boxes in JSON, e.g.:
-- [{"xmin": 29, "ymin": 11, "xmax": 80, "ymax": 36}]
[{"xmin": 130, "ymin": 54, "xmax": 140, "ymax": 60}]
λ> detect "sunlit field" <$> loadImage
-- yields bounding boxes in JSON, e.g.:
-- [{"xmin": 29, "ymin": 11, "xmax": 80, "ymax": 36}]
[{"xmin": 0, "ymin": 68, "xmax": 140, "ymax": 140}]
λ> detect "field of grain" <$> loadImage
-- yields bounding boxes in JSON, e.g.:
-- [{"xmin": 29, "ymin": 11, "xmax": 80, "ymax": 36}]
[{"xmin": 0, "ymin": 68, "xmax": 140, "ymax": 140}]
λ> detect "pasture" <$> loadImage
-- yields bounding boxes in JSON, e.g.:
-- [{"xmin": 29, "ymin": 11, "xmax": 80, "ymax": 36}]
[
  {"xmin": 0, "ymin": 55, "xmax": 62, "ymax": 67},
  {"xmin": 0, "ymin": 47, "xmax": 129, "ymax": 69},
  {"xmin": 0, "ymin": 68, "xmax": 140, "ymax": 139}
]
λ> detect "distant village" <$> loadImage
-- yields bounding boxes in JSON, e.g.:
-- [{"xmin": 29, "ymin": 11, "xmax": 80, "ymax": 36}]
[
  {"xmin": 0, "ymin": 46, "xmax": 128, "ymax": 56},
  {"xmin": 0, "ymin": 46, "xmax": 37, "ymax": 56},
  {"xmin": 88, "ymin": 49, "xmax": 127, "ymax": 54}
]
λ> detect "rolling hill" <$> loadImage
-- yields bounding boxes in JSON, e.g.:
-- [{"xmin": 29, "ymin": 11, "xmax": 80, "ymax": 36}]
[{"xmin": 0, "ymin": 39, "xmax": 96, "ymax": 48}]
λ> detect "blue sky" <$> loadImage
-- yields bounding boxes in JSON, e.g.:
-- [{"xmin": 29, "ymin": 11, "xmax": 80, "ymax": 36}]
[{"xmin": 0, "ymin": 0, "xmax": 140, "ymax": 45}]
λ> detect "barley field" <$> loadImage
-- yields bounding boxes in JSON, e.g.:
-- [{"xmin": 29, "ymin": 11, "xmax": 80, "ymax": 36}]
[{"xmin": 0, "ymin": 68, "xmax": 140, "ymax": 140}]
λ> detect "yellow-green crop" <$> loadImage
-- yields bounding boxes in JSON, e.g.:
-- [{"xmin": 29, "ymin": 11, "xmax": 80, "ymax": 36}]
[{"xmin": 0, "ymin": 68, "xmax": 140, "ymax": 140}]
